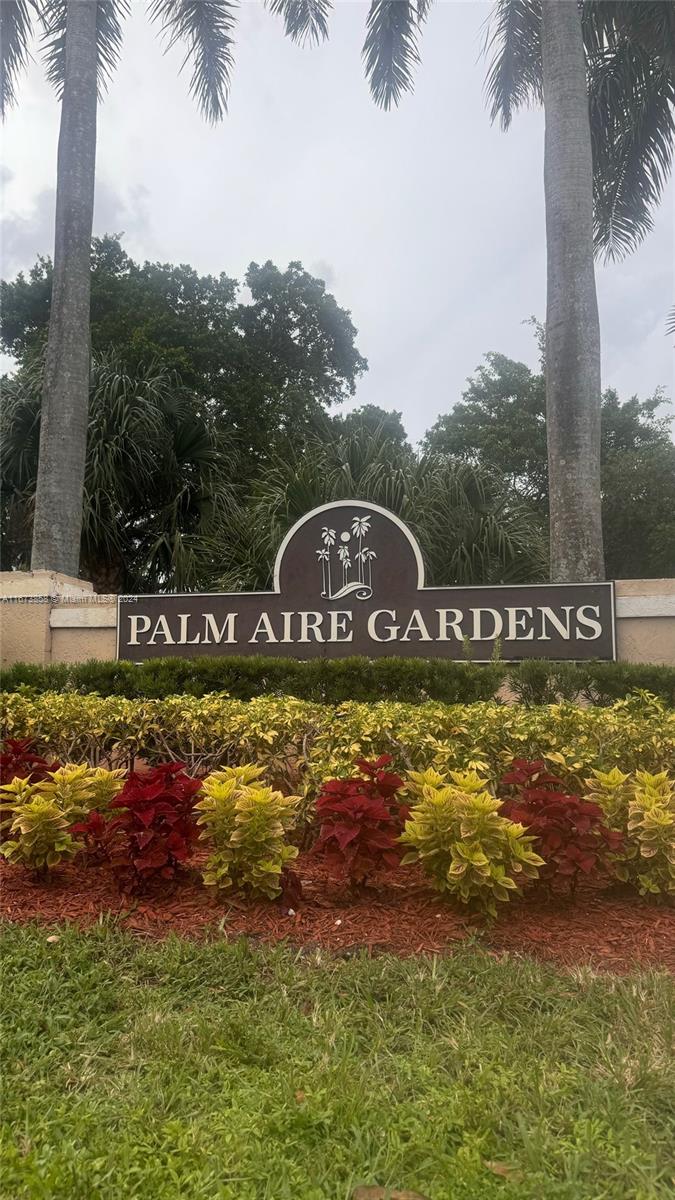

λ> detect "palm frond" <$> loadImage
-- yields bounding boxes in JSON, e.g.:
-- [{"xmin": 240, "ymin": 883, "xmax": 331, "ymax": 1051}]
[
  {"xmin": 39, "ymin": 0, "xmax": 129, "ymax": 98},
  {"xmin": 667, "ymin": 306, "xmax": 675, "ymax": 337},
  {"xmin": 589, "ymin": 40, "xmax": 675, "ymax": 260},
  {"xmin": 362, "ymin": 0, "xmax": 427, "ymax": 110},
  {"xmin": 0, "ymin": 0, "xmax": 33, "ymax": 117},
  {"xmin": 584, "ymin": 1, "xmax": 675, "ymax": 71},
  {"xmin": 266, "ymin": 0, "xmax": 331, "ymax": 47},
  {"xmin": 148, "ymin": 0, "xmax": 236, "ymax": 123},
  {"xmin": 483, "ymin": 0, "xmax": 542, "ymax": 130}
]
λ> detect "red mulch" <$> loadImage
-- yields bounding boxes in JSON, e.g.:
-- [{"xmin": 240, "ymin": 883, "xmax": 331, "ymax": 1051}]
[{"xmin": 1, "ymin": 855, "xmax": 673, "ymax": 974}]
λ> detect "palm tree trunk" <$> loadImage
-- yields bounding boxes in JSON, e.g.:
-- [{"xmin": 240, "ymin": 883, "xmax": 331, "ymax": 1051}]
[
  {"xmin": 31, "ymin": 1, "xmax": 98, "ymax": 578},
  {"xmin": 541, "ymin": 0, "xmax": 604, "ymax": 582}
]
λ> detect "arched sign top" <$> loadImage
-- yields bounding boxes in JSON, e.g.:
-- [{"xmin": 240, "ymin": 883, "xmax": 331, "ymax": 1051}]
[{"xmin": 273, "ymin": 499, "xmax": 426, "ymax": 596}]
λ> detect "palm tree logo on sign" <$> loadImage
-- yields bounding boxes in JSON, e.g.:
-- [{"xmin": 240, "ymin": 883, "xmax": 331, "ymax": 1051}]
[{"xmin": 316, "ymin": 514, "xmax": 377, "ymax": 600}]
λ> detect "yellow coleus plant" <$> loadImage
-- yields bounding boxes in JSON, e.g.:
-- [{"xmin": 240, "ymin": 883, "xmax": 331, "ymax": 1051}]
[
  {"xmin": 0, "ymin": 795, "xmax": 82, "ymax": 875},
  {"xmin": 195, "ymin": 766, "xmax": 299, "ymax": 899},
  {"xmin": 401, "ymin": 769, "xmax": 543, "ymax": 918}
]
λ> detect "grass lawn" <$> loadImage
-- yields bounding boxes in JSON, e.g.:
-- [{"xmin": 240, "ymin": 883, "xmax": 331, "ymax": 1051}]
[{"xmin": 1, "ymin": 923, "xmax": 673, "ymax": 1200}]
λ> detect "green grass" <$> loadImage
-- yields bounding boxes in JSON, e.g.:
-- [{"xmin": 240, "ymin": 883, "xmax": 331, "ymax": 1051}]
[{"xmin": 1, "ymin": 924, "xmax": 673, "ymax": 1200}]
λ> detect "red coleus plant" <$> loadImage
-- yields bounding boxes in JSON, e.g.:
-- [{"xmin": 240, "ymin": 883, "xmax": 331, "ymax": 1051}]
[
  {"xmin": 499, "ymin": 759, "xmax": 622, "ymax": 893},
  {"xmin": 314, "ymin": 755, "xmax": 409, "ymax": 884},
  {"xmin": 72, "ymin": 762, "xmax": 202, "ymax": 892},
  {"xmin": 0, "ymin": 738, "xmax": 60, "ymax": 784}
]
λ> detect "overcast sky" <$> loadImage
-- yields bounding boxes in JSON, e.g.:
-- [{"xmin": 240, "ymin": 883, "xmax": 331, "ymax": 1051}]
[{"xmin": 2, "ymin": 0, "xmax": 673, "ymax": 441}]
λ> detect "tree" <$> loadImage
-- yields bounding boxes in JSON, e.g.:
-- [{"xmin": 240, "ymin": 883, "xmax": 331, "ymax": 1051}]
[
  {"xmin": 1, "ymin": 351, "xmax": 236, "ymax": 593},
  {"xmin": 281, "ymin": 2, "xmax": 674, "ymax": 582},
  {"xmin": 424, "ymin": 349, "xmax": 675, "ymax": 580},
  {"xmin": 216, "ymin": 421, "xmax": 547, "ymax": 592},
  {"xmin": 1, "ymin": 236, "xmax": 367, "ymax": 487},
  {"xmin": 1, "ymin": 0, "xmax": 238, "ymax": 577},
  {"xmin": 329, "ymin": 404, "xmax": 411, "ymax": 452},
  {"xmin": 485, "ymin": 0, "xmax": 675, "ymax": 581}
]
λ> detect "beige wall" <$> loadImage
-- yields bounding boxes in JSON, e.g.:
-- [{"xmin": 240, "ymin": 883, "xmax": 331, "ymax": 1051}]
[{"xmin": 2, "ymin": 573, "xmax": 674, "ymax": 670}]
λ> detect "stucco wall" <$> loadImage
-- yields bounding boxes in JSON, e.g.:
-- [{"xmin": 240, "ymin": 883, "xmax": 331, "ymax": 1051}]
[{"xmin": 1, "ymin": 573, "xmax": 674, "ymax": 671}]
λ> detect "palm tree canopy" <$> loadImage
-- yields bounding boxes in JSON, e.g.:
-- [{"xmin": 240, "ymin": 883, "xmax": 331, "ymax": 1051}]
[
  {"xmin": 485, "ymin": 0, "xmax": 675, "ymax": 261},
  {"xmin": 215, "ymin": 421, "xmax": 547, "ymax": 592},
  {"xmin": 298, "ymin": 0, "xmax": 673, "ymax": 264},
  {"xmin": 1, "ymin": 0, "xmax": 238, "ymax": 122},
  {"xmin": 1, "ymin": 351, "xmax": 237, "ymax": 591}
]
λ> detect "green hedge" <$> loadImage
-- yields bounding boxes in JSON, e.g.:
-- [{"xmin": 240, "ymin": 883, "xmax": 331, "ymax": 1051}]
[{"xmin": 2, "ymin": 655, "xmax": 674, "ymax": 706}]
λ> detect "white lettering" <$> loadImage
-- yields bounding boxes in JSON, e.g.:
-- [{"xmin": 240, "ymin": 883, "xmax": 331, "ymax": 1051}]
[
  {"xmin": 576, "ymin": 605, "xmax": 602, "ymax": 640},
  {"xmin": 436, "ymin": 608, "xmax": 464, "ymax": 641},
  {"xmin": 128, "ymin": 615, "xmax": 151, "ymax": 645},
  {"xmin": 470, "ymin": 608, "xmax": 503, "ymax": 641},
  {"xmin": 401, "ymin": 609, "xmax": 432, "ymax": 642},
  {"xmin": 539, "ymin": 606, "xmax": 573, "ymax": 641},
  {"xmin": 298, "ymin": 611, "xmax": 324, "ymax": 643},
  {"xmin": 368, "ymin": 609, "xmax": 399, "ymax": 642},
  {"xmin": 280, "ymin": 612, "xmax": 294, "ymax": 643},
  {"xmin": 249, "ymin": 612, "xmax": 278, "ymax": 644},
  {"xmin": 202, "ymin": 613, "xmax": 237, "ymax": 644},
  {"xmin": 328, "ymin": 610, "xmax": 353, "ymax": 642},
  {"xmin": 148, "ymin": 615, "xmax": 175, "ymax": 645},
  {"xmin": 177, "ymin": 614, "xmax": 201, "ymax": 645},
  {"xmin": 505, "ymin": 607, "xmax": 534, "ymax": 641}
]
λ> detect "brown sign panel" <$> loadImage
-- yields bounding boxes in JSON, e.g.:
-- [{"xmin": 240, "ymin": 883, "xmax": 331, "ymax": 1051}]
[{"xmin": 117, "ymin": 501, "xmax": 616, "ymax": 661}]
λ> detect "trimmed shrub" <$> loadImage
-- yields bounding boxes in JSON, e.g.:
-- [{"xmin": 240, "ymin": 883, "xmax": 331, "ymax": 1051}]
[
  {"xmin": 2, "ymin": 693, "xmax": 672, "ymax": 786},
  {"xmin": 3, "ymin": 655, "xmax": 674, "ymax": 707}
]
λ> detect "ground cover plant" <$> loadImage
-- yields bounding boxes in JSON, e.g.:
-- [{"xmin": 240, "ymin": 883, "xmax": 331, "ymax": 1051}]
[{"xmin": 1, "ymin": 923, "xmax": 673, "ymax": 1200}]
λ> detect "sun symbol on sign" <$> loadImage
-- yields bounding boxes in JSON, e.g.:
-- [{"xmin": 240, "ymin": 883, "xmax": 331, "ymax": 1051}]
[{"xmin": 340, "ymin": 531, "xmax": 350, "ymax": 542}]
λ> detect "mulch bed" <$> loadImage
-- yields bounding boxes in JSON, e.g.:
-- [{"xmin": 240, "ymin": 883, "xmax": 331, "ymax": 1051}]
[{"xmin": 2, "ymin": 855, "xmax": 673, "ymax": 974}]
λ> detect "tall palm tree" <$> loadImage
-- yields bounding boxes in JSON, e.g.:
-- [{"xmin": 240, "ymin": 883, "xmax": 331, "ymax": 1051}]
[
  {"xmin": 1, "ymin": 0, "xmax": 237, "ymax": 578},
  {"xmin": 485, "ymin": 0, "xmax": 674, "ymax": 580},
  {"xmin": 272, "ymin": 1, "xmax": 673, "ymax": 583}
]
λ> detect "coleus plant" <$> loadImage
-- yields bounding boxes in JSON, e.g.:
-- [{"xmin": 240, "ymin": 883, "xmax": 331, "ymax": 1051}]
[
  {"xmin": 499, "ymin": 758, "xmax": 622, "ymax": 893},
  {"xmin": 314, "ymin": 755, "xmax": 409, "ymax": 884},
  {"xmin": 0, "ymin": 739, "xmax": 59, "ymax": 785},
  {"xmin": 73, "ymin": 762, "xmax": 202, "ymax": 892}
]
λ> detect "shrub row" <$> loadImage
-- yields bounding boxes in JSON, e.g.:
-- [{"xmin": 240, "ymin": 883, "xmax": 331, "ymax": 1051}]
[
  {"xmin": 2, "ymin": 691, "xmax": 673, "ymax": 790},
  {"xmin": 3, "ymin": 655, "xmax": 675, "ymax": 706},
  {"xmin": 2, "ymin": 753, "xmax": 673, "ymax": 913}
]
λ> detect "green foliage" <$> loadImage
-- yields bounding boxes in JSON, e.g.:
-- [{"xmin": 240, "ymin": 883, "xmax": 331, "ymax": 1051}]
[
  {"xmin": 0, "ymin": 793, "xmax": 81, "ymax": 873},
  {"xmin": 0, "ymin": 654, "xmax": 507, "ymax": 703},
  {"xmin": 1, "ymin": 237, "xmax": 366, "ymax": 489},
  {"xmin": 400, "ymin": 767, "xmax": 544, "ymax": 916},
  {"xmin": 585, "ymin": 765, "xmax": 634, "ymax": 830},
  {"xmin": 3, "ymin": 655, "xmax": 675, "ymax": 709},
  {"xmin": 3, "ymin": 925, "xmax": 674, "ymax": 1200},
  {"xmin": 423, "ymin": 348, "xmax": 675, "ymax": 579},
  {"xmin": 216, "ymin": 424, "xmax": 547, "ymax": 591},
  {"xmin": 195, "ymin": 766, "xmax": 299, "ymax": 898}
]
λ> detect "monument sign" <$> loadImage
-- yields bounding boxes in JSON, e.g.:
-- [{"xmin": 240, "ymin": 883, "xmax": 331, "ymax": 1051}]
[{"xmin": 117, "ymin": 500, "xmax": 616, "ymax": 661}]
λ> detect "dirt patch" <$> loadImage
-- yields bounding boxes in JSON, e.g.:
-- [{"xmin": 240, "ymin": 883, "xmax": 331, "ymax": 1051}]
[{"xmin": 1, "ymin": 855, "xmax": 673, "ymax": 974}]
